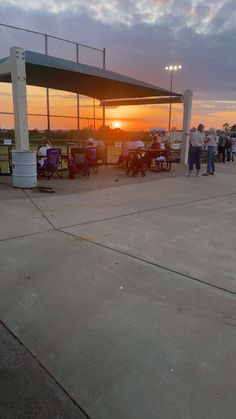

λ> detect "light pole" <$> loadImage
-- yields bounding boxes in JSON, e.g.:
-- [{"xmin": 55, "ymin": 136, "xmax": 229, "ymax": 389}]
[{"xmin": 165, "ymin": 65, "xmax": 182, "ymax": 133}]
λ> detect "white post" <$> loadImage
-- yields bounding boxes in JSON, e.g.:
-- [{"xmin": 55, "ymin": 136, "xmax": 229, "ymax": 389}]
[
  {"xmin": 10, "ymin": 47, "xmax": 29, "ymax": 151},
  {"xmin": 180, "ymin": 89, "xmax": 193, "ymax": 164}
]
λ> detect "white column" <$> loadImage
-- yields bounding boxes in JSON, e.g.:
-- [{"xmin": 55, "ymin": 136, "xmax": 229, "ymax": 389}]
[
  {"xmin": 10, "ymin": 47, "xmax": 29, "ymax": 151},
  {"xmin": 180, "ymin": 89, "xmax": 193, "ymax": 164}
]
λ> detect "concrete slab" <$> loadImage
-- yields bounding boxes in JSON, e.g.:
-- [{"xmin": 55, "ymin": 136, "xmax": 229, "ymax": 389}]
[
  {"xmin": 0, "ymin": 322, "xmax": 87, "ymax": 419},
  {"xmin": 0, "ymin": 197, "xmax": 52, "ymax": 240},
  {"xmin": 0, "ymin": 230, "xmax": 235, "ymax": 419},
  {"xmin": 63, "ymin": 193, "xmax": 236, "ymax": 293},
  {"xmin": 27, "ymin": 172, "xmax": 236, "ymax": 229},
  {"xmin": 0, "ymin": 177, "xmax": 26, "ymax": 200},
  {"xmin": 1, "ymin": 162, "xmax": 236, "ymax": 418}
]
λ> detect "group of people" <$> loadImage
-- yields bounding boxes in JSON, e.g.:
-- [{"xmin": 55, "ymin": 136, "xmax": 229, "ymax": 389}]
[
  {"xmin": 37, "ymin": 137, "xmax": 106, "ymax": 164},
  {"xmin": 217, "ymin": 131, "xmax": 236, "ymax": 163},
  {"xmin": 118, "ymin": 134, "xmax": 171, "ymax": 165},
  {"xmin": 187, "ymin": 125, "xmax": 236, "ymax": 177}
]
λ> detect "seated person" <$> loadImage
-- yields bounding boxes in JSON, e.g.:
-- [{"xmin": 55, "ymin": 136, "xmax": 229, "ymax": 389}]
[
  {"xmin": 85, "ymin": 138, "xmax": 97, "ymax": 165},
  {"xmin": 37, "ymin": 137, "xmax": 52, "ymax": 167},
  {"xmin": 164, "ymin": 140, "xmax": 172, "ymax": 158},
  {"xmin": 133, "ymin": 139, "xmax": 145, "ymax": 149},
  {"xmin": 118, "ymin": 140, "xmax": 134, "ymax": 165},
  {"xmin": 85, "ymin": 138, "xmax": 95, "ymax": 147},
  {"xmin": 150, "ymin": 135, "xmax": 160, "ymax": 150},
  {"xmin": 147, "ymin": 135, "xmax": 161, "ymax": 166}
]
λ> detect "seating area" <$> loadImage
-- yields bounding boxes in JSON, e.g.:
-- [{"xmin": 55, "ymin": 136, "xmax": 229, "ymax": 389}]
[
  {"xmin": 35, "ymin": 142, "xmax": 174, "ymax": 182},
  {"xmin": 122, "ymin": 147, "xmax": 174, "ymax": 177},
  {"xmin": 36, "ymin": 139, "xmax": 106, "ymax": 181}
]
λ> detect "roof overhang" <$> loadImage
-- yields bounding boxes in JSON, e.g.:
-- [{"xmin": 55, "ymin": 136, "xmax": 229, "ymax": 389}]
[
  {"xmin": 0, "ymin": 49, "xmax": 182, "ymax": 101},
  {"xmin": 101, "ymin": 97, "xmax": 183, "ymax": 106}
]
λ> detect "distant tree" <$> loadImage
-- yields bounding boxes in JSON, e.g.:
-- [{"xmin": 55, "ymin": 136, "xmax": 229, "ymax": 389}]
[
  {"xmin": 223, "ymin": 122, "xmax": 230, "ymax": 131},
  {"xmin": 230, "ymin": 124, "xmax": 236, "ymax": 131},
  {"xmin": 29, "ymin": 128, "xmax": 41, "ymax": 139},
  {"xmin": 6, "ymin": 129, "xmax": 15, "ymax": 138}
]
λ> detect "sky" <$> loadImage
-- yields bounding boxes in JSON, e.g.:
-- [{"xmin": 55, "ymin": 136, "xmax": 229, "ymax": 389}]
[{"xmin": 0, "ymin": 0, "xmax": 236, "ymax": 131}]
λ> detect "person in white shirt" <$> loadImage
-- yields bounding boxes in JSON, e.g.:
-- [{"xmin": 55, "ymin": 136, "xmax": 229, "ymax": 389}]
[
  {"xmin": 187, "ymin": 123, "xmax": 205, "ymax": 176},
  {"xmin": 37, "ymin": 137, "xmax": 52, "ymax": 167},
  {"xmin": 133, "ymin": 140, "xmax": 145, "ymax": 149},
  {"xmin": 202, "ymin": 128, "xmax": 217, "ymax": 175}
]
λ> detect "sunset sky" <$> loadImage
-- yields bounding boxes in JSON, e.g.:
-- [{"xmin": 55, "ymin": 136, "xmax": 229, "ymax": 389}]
[{"xmin": 0, "ymin": 0, "xmax": 236, "ymax": 131}]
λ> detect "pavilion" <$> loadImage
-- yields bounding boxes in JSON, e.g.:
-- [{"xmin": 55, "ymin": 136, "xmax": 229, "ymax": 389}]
[{"xmin": 0, "ymin": 47, "xmax": 192, "ymax": 185}]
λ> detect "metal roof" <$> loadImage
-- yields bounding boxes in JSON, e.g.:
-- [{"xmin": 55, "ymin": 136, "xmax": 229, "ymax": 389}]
[{"xmin": 0, "ymin": 50, "xmax": 182, "ymax": 101}]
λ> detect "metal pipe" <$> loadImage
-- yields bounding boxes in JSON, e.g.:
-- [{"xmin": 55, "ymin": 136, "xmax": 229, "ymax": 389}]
[
  {"xmin": 168, "ymin": 70, "xmax": 173, "ymax": 132},
  {"xmin": 0, "ymin": 111, "xmax": 102, "ymax": 120},
  {"xmin": 93, "ymin": 98, "xmax": 96, "ymax": 137},
  {"xmin": 45, "ymin": 34, "xmax": 51, "ymax": 137},
  {"xmin": 0, "ymin": 22, "xmax": 103, "ymax": 51},
  {"xmin": 76, "ymin": 43, "xmax": 80, "ymax": 139}
]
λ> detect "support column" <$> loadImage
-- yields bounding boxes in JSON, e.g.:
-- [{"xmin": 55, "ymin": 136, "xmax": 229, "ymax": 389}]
[
  {"xmin": 10, "ymin": 47, "xmax": 29, "ymax": 151},
  {"xmin": 76, "ymin": 43, "xmax": 80, "ymax": 140},
  {"xmin": 180, "ymin": 89, "xmax": 193, "ymax": 164}
]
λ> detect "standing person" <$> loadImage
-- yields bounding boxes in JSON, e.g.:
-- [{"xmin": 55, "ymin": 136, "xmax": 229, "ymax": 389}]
[
  {"xmin": 225, "ymin": 134, "xmax": 232, "ymax": 162},
  {"xmin": 187, "ymin": 123, "xmax": 205, "ymax": 176},
  {"xmin": 218, "ymin": 130, "xmax": 227, "ymax": 163},
  {"xmin": 231, "ymin": 134, "xmax": 236, "ymax": 162},
  {"xmin": 202, "ymin": 128, "xmax": 217, "ymax": 176}
]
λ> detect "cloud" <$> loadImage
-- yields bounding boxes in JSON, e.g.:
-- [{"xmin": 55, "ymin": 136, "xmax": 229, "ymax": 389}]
[{"xmin": 0, "ymin": 0, "xmax": 236, "ymax": 127}]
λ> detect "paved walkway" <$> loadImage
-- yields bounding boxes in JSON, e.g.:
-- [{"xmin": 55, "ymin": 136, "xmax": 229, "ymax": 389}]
[{"xmin": 0, "ymin": 163, "xmax": 235, "ymax": 419}]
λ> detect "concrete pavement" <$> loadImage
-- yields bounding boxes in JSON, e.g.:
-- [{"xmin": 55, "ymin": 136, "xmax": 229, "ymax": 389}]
[{"xmin": 0, "ymin": 163, "xmax": 235, "ymax": 418}]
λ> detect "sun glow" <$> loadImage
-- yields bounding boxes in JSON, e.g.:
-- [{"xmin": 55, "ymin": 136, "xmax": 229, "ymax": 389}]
[{"xmin": 113, "ymin": 121, "xmax": 121, "ymax": 128}]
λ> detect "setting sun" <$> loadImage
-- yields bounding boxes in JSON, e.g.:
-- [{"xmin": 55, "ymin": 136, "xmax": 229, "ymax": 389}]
[{"xmin": 113, "ymin": 121, "xmax": 121, "ymax": 129}]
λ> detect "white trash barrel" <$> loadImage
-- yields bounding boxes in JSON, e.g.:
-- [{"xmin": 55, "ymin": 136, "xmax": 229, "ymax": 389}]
[{"xmin": 12, "ymin": 150, "xmax": 37, "ymax": 188}]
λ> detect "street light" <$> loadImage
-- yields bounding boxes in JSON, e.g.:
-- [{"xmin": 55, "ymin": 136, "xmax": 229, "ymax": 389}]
[{"xmin": 165, "ymin": 65, "xmax": 182, "ymax": 132}]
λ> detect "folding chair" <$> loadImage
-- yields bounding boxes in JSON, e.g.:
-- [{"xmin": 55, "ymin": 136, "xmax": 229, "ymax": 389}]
[
  {"xmin": 68, "ymin": 148, "xmax": 89, "ymax": 179},
  {"xmin": 38, "ymin": 148, "xmax": 62, "ymax": 179},
  {"xmin": 86, "ymin": 147, "xmax": 98, "ymax": 174},
  {"xmin": 96, "ymin": 143, "xmax": 106, "ymax": 165}
]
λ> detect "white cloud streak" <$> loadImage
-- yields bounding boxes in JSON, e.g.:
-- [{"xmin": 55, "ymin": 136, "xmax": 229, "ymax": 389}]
[
  {"xmin": 1, "ymin": 0, "xmax": 235, "ymax": 31},
  {"xmin": 0, "ymin": 0, "xmax": 236, "ymax": 106}
]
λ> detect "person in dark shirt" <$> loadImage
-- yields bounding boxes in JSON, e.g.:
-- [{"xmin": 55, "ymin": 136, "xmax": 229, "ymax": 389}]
[
  {"xmin": 150, "ymin": 135, "xmax": 160, "ymax": 150},
  {"xmin": 218, "ymin": 131, "xmax": 227, "ymax": 163}
]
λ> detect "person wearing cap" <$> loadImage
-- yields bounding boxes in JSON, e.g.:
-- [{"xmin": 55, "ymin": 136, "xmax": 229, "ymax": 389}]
[
  {"xmin": 85, "ymin": 138, "xmax": 95, "ymax": 147},
  {"xmin": 186, "ymin": 123, "xmax": 205, "ymax": 176}
]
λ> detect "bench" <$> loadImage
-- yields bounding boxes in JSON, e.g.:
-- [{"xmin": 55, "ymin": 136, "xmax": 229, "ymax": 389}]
[{"xmin": 149, "ymin": 156, "xmax": 173, "ymax": 172}]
